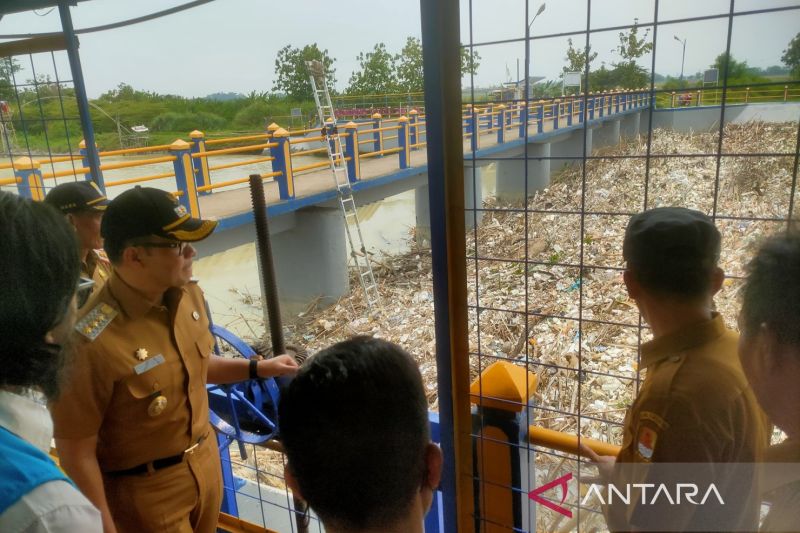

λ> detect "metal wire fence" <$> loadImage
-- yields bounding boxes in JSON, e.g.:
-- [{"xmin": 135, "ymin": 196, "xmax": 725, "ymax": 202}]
[{"xmin": 460, "ymin": 0, "xmax": 800, "ymax": 531}]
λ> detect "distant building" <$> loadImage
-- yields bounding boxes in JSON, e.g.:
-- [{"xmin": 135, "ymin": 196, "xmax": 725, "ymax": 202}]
[{"xmin": 492, "ymin": 76, "xmax": 546, "ymax": 101}]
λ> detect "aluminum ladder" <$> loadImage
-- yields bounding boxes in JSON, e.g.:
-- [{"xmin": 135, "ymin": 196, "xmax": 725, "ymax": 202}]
[{"xmin": 306, "ymin": 60, "xmax": 380, "ymax": 310}]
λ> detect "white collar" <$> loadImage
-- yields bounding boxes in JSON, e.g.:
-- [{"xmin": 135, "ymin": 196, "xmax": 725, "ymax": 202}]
[{"xmin": 0, "ymin": 388, "xmax": 53, "ymax": 454}]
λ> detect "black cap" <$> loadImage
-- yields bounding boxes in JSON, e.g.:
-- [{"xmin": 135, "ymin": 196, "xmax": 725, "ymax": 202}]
[
  {"xmin": 44, "ymin": 181, "xmax": 108, "ymax": 213},
  {"xmin": 101, "ymin": 186, "xmax": 217, "ymax": 244},
  {"xmin": 623, "ymin": 207, "xmax": 720, "ymax": 271}
]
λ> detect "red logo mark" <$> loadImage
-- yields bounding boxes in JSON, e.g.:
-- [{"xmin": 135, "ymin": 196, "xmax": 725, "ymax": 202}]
[{"xmin": 528, "ymin": 472, "xmax": 573, "ymax": 518}]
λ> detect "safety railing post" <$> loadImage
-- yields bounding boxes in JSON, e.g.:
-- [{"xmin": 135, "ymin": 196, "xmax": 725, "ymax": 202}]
[
  {"xmin": 409, "ymin": 109, "xmax": 419, "ymax": 149},
  {"xmin": 398, "ymin": 116, "xmax": 411, "ymax": 169},
  {"xmin": 536, "ymin": 101, "xmax": 544, "ymax": 133},
  {"xmin": 566, "ymin": 99, "xmax": 573, "ymax": 126},
  {"xmin": 217, "ymin": 433, "xmax": 239, "ymax": 517},
  {"xmin": 486, "ymin": 103, "xmax": 494, "ymax": 132},
  {"xmin": 13, "ymin": 157, "xmax": 44, "ymax": 200},
  {"xmin": 344, "ymin": 122, "xmax": 361, "ymax": 182},
  {"xmin": 552, "ymin": 100, "xmax": 560, "ymax": 130},
  {"xmin": 189, "ymin": 130, "xmax": 212, "ymax": 196},
  {"xmin": 496, "ymin": 104, "xmax": 506, "ymax": 144},
  {"xmin": 79, "ymin": 139, "xmax": 105, "ymax": 190},
  {"xmin": 470, "ymin": 361, "xmax": 537, "ymax": 533},
  {"xmin": 170, "ymin": 139, "xmax": 201, "ymax": 218},
  {"xmin": 615, "ymin": 91, "xmax": 620, "ymax": 113},
  {"xmin": 588, "ymin": 93, "xmax": 595, "ymax": 121},
  {"xmin": 518, "ymin": 103, "xmax": 528, "ymax": 138},
  {"xmin": 270, "ymin": 128, "xmax": 295, "ymax": 199},
  {"xmin": 372, "ymin": 112, "xmax": 383, "ymax": 155},
  {"xmin": 785, "ymin": 85, "xmax": 789, "ymax": 101},
  {"xmin": 598, "ymin": 93, "xmax": 604, "ymax": 117},
  {"xmin": 469, "ymin": 108, "xmax": 479, "ymax": 152}
]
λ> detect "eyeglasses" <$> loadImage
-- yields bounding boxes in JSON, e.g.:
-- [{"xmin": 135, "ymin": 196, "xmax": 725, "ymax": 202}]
[
  {"xmin": 77, "ymin": 277, "xmax": 95, "ymax": 308},
  {"xmin": 133, "ymin": 241, "xmax": 189, "ymax": 254}
]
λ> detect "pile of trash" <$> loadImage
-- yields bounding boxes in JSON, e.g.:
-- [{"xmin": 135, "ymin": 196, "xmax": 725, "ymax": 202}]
[{"xmin": 230, "ymin": 122, "xmax": 796, "ymax": 503}]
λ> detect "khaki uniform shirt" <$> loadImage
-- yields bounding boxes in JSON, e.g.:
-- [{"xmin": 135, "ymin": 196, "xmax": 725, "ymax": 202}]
[
  {"xmin": 761, "ymin": 439, "xmax": 800, "ymax": 532},
  {"xmin": 607, "ymin": 313, "xmax": 768, "ymax": 531},
  {"xmin": 52, "ymin": 272, "xmax": 216, "ymax": 473},
  {"xmin": 80, "ymin": 250, "xmax": 112, "ymax": 309}
]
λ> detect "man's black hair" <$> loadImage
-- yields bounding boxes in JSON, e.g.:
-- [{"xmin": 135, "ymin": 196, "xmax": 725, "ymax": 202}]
[
  {"xmin": 623, "ymin": 207, "xmax": 721, "ymax": 299},
  {"xmin": 0, "ymin": 192, "xmax": 80, "ymax": 399},
  {"xmin": 278, "ymin": 336, "xmax": 429, "ymax": 531},
  {"xmin": 741, "ymin": 232, "xmax": 800, "ymax": 347}
]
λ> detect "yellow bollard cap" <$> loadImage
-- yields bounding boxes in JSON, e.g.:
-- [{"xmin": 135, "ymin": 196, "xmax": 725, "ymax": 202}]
[
  {"xmin": 272, "ymin": 128, "xmax": 290, "ymax": 138},
  {"xmin": 14, "ymin": 156, "xmax": 40, "ymax": 170},
  {"xmin": 469, "ymin": 361, "xmax": 538, "ymax": 412},
  {"xmin": 169, "ymin": 139, "xmax": 191, "ymax": 151},
  {"xmin": 397, "ymin": 115, "xmax": 409, "ymax": 122},
  {"xmin": 267, "ymin": 122, "xmax": 281, "ymax": 132},
  {"xmin": 371, "ymin": 112, "xmax": 382, "ymax": 119},
  {"xmin": 344, "ymin": 121, "xmax": 358, "ymax": 128},
  {"xmin": 190, "ymin": 130, "xmax": 204, "ymax": 139}
]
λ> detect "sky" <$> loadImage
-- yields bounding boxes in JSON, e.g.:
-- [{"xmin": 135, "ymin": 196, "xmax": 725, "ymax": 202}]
[{"xmin": 1, "ymin": 0, "xmax": 798, "ymax": 99}]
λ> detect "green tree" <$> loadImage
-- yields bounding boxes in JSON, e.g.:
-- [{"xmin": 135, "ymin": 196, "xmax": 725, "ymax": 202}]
[
  {"xmin": 273, "ymin": 44, "xmax": 336, "ymax": 101},
  {"xmin": 347, "ymin": 43, "xmax": 398, "ymax": 95},
  {"xmin": 460, "ymin": 45, "xmax": 481, "ymax": 78},
  {"xmin": 591, "ymin": 19, "xmax": 653, "ymax": 90},
  {"xmin": 396, "ymin": 37, "xmax": 424, "ymax": 92},
  {"xmin": 396, "ymin": 37, "xmax": 481, "ymax": 93},
  {"xmin": 713, "ymin": 52, "xmax": 750, "ymax": 80},
  {"xmin": 781, "ymin": 32, "xmax": 800, "ymax": 78},
  {"xmin": 563, "ymin": 38, "xmax": 597, "ymax": 75},
  {"xmin": 615, "ymin": 18, "xmax": 653, "ymax": 65},
  {"xmin": 0, "ymin": 57, "xmax": 21, "ymax": 100}
]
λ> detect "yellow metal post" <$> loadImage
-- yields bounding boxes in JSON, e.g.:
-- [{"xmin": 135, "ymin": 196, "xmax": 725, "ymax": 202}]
[
  {"xmin": 470, "ymin": 361, "xmax": 538, "ymax": 532},
  {"xmin": 190, "ymin": 130, "xmax": 212, "ymax": 195},
  {"xmin": 13, "ymin": 157, "xmax": 45, "ymax": 201}
]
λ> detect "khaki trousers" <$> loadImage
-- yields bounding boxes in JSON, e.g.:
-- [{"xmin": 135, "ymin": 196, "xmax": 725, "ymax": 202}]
[{"xmin": 104, "ymin": 433, "xmax": 222, "ymax": 532}]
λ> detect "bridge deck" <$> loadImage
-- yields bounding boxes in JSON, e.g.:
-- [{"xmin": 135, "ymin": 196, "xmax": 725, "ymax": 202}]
[{"xmin": 198, "ymin": 106, "xmax": 643, "ymax": 230}]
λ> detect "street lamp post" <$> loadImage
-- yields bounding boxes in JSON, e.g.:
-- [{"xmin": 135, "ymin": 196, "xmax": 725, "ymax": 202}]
[
  {"xmin": 674, "ymin": 35, "xmax": 687, "ymax": 81},
  {"xmin": 524, "ymin": 3, "xmax": 546, "ymax": 103}
]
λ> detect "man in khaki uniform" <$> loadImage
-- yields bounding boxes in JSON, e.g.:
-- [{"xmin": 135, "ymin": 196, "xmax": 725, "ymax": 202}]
[
  {"xmin": 738, "ymin": 232, "xmax": 800, "ymax": 531},
  {"xmin": 51, "ymin": 186, "xmax": 299, "ymax": 533},
  {"xmin": 45, "ymin": 181, "xmax": 112, "ymax": 307},
  {"xmin": 583, "ymin": 207, "xmax": 767, "ymax": 531}
]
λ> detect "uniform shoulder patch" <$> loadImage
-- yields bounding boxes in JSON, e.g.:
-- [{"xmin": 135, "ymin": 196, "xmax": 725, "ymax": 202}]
[
  {"xmin": 636, "ymin": 425, "xmax": 658, "ymax": 461},
  {"xmin": 75, "ymin": 302, "xmax": 118, "ymax": 341}
]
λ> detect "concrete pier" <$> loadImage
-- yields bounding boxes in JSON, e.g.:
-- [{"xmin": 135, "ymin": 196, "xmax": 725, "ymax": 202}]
[
  {"xmin": 495, "ymin": 142, "xmax": 551, "ymax": 203},
  {"xmin": 415, "ymin": 163, "xmax": 485, "ymax": 243},
  {"xmin": 592, "ymin": 118, "xmax": 621, "ymax": 148},
  {"xmin": 621, "ymin": 111, "xmax": 641, "ymax": 139}
]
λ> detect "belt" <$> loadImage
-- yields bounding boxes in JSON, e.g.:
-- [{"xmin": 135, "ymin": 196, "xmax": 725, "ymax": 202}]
[{"xmin": 105, "ymin": 434, "xmax": 208, "ymax": 477}]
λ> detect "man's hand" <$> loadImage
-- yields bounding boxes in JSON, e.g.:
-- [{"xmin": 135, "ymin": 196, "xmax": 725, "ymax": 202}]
[
  {"xmin": 257, "ymin": 354, "xmax": 299, "ymax": 378},
  {"xmin": 579, "ymin": 442, "xmax": 617, "ymax": 481}
]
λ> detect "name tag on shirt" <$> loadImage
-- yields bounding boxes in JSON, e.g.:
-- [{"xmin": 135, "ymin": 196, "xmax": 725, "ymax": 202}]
[{"xmin": 134, "ymin": 354, "xmax": 165, "ymax": 375}]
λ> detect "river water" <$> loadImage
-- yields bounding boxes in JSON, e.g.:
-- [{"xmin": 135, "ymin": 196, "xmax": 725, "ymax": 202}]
[{"xmin": 1, "ymin": 152, "xmax": 496, "ymax": 338}]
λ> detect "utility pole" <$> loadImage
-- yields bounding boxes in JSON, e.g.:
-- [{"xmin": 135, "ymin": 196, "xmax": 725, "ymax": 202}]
[
  {"xmin": 525, "ymin": 3, "xmax": 546, "ymax": 101},
  {"xmin": 674, "ymin": 35, "xmax": 687, "ymax": 81}
]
